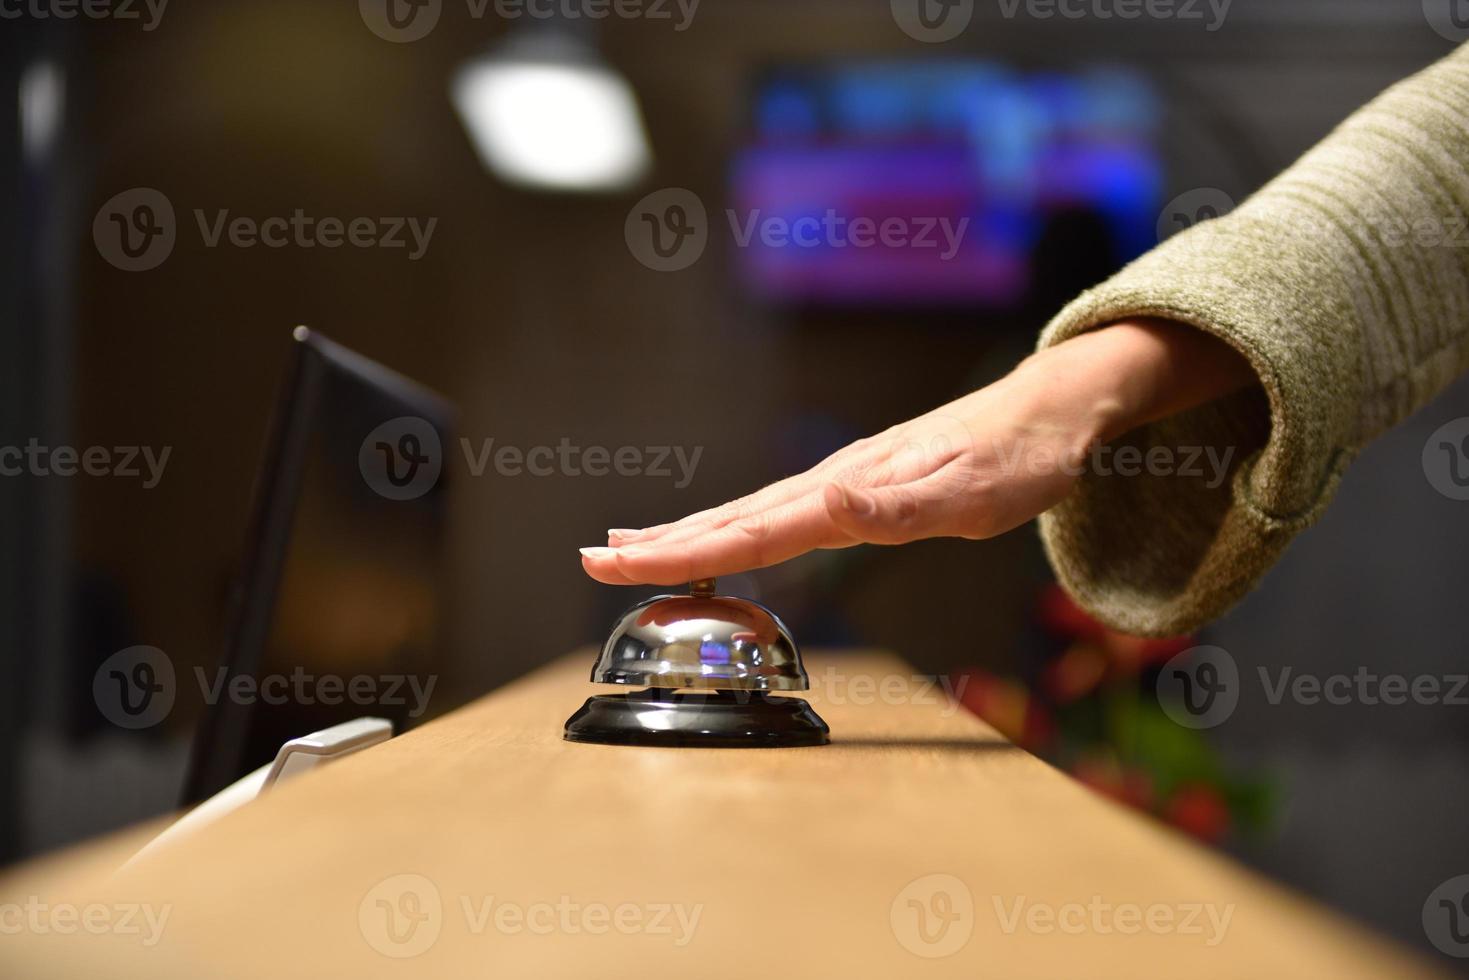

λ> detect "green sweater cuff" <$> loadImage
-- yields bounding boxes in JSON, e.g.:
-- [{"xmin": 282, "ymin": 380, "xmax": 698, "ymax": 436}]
[
  {"xmin": 1032, "ymin": 44, "xmax": 1469, "ymax": 636},
  {"xmin": 1034, "ymin": 214, "xmax": 1363, "ymax": 637}
]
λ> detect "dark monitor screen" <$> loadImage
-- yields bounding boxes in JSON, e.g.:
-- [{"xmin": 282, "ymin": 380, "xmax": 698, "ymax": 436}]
[{"xmin": 182, "ymin": 329, "xmax": 453, "ymax": 804}]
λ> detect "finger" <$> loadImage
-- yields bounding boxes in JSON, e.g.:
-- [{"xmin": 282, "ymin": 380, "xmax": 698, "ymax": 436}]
[
  {"xmin": 823, "ymin": 465, "xmax": 988, "ymax": 546},
  {"xmin": 603, "ymin": 417, "xmax": 952, "ymax": 552},
  {"xmin": 607, "ymin": 497, "xmax": 758, "ymax": 548},
  {"xmin": 580, "ymin": 548, "xmax": 641, "ymax": 585},
  {"xmin": 620, "ymin": 413, "xmax": 961, "ymax": 548},
  {"xmin": 615, "ymin": 474, "xmax": 823, "ymax": 547},
  {"xmin": 632, "ymin": 449, "xmax": 916, "ymax": 554},
  {"xmin": 614, "ymin": 448, "xmax": 878, "ymax": 548},
  {"xmin": 608, "ymin": 491, "xmax": 859, "ymax": 585}
]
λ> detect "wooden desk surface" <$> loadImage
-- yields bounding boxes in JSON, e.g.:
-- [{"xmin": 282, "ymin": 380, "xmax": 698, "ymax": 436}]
[{"xmin": 0, "ymin": 651, "xmax": 1442, "ymax": 978}]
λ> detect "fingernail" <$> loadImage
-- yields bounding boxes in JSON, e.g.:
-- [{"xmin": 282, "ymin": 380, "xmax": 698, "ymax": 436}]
[
  {"xmin": 608, "ymin": 528, "xmax": 642, "ymax": 541},
  {"xmin": 844, "ymin": 487, "xmax": 875, "ymax": 516},
  {"xmin": 579, "ymin": 547, "xmax": 618, "ymax": 560}
]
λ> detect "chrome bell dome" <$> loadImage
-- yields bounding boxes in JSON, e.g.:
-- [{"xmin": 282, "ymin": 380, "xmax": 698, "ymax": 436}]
[
  {"xmin": 590, "ymin": 578, "xmax": 807, "ymax": 691},
  {"xmin": 564, "ymin": 578, "xmax": 829, "ymax": 748}
]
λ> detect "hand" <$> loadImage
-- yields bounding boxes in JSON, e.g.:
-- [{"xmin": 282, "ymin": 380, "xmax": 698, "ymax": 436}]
[{"xmin": 580, "ymin": 319, "xmax": 1254, "ymax": 586}]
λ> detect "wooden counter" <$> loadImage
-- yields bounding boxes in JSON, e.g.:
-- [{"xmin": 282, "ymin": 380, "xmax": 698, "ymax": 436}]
[{"xmin": 0, "ymin": 651, "xmax": 1442, "ymax": 978}]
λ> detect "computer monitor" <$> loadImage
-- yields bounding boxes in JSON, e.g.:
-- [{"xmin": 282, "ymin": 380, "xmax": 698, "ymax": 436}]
[
  {"xmin": 731, "ymin": 61, "xmax": 1162, "ymax": 308},
  {"xmin": 182, "ymin": 328, "xmax": 454, "ymax": 804}
]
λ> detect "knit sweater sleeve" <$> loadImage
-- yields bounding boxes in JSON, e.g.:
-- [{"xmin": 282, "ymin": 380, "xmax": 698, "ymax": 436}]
[{"xmin": 1035, "ymin": 43, "xmax": 1469, "ymax": 637}]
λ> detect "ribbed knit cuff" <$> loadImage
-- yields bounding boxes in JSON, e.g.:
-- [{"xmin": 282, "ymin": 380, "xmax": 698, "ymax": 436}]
[{"xmin": 1034, "ymin": 212, "xmax": 1362, "ymax": 636}]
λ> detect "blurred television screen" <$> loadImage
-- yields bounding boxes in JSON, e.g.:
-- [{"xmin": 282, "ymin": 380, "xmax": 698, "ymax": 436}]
[{"xmin": 730, "ymin": 61, "xmax": 1163, "ymax": 309}]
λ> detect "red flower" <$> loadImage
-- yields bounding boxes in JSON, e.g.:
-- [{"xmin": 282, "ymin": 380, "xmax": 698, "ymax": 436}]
[
  {"xmin": 951, "ymin": 670, "xmax": 1054, "ymax": 752},
  {"xmin": 1071, "ymin": 754, "xmax": 1154, "ymax": 811},
  {"xmin": 1038, "ymin": 584, "xmax": 1195, "ymax": 678},
  {"xmin": 1041, "ymin": 642, "xmax": 1108, "ymax": 704},
  {"xmin": 1037, "ymin": 584, "xmax": 1107, "ymax": 642},
  {"xmin": 1164, "ymin": 783, "xmax": 1231, "ymax": 842}
]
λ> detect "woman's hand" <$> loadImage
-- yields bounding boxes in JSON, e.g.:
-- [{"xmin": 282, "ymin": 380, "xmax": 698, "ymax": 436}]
[{"xmin": 580, "ymin": 319, "xmax": 1254, "ymax": 586}]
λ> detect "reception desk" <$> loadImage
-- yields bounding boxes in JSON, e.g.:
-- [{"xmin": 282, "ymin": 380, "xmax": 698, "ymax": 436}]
[{"xmin": 0, "ymin": 651, "xmax": 1442, "ymax": 978}]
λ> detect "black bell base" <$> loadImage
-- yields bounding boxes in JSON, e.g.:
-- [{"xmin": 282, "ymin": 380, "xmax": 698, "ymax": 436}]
[{"xmin": 563, "ymin": 690, "xmax": 829, "ymax": 748}]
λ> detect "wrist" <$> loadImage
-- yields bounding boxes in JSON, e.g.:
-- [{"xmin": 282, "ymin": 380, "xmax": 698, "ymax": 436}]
[
  {"xmin": 1004, "ymin": 340, "xmax": 1130, "ymax": 453},
  {"xmin": 1012, "ymin": 318, "xmax": 1256, "ymax": 445}
]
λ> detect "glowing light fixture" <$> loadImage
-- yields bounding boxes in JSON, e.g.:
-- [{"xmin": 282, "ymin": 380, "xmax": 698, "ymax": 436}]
[
  {"xmin": 19, "ymin": 60, "xmax": 65, "ymax": 165},
  {"xmin": 451, "ymin": 33, "xmax": 651, "ymax": 192}
]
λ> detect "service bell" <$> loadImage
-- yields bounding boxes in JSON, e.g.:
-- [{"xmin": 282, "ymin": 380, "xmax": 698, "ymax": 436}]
[{"xmin": 563, "ymin": 578, "xmax": 829, "ymax": 747}]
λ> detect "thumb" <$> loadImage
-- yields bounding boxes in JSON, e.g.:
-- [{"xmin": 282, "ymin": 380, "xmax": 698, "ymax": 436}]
[{"xmin": 822, "ymin": 477, "xmax": 977, "ymax": 545}]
